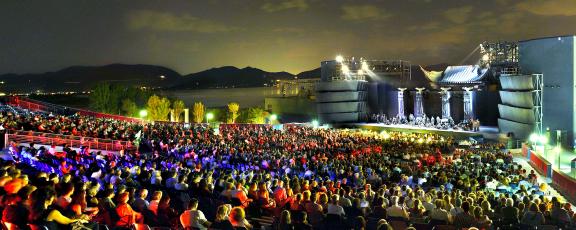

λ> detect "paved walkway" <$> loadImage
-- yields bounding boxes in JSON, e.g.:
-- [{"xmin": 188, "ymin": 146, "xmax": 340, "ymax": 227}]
[{"xmin": 513, "ymin": 155, "xmax": 575, "ymax": 210}]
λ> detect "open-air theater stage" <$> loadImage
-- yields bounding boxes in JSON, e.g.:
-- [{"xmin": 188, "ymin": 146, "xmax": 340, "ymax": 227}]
[{"xmin": 341, "ymin": 123, "xmax": 494, "ymax": 140}]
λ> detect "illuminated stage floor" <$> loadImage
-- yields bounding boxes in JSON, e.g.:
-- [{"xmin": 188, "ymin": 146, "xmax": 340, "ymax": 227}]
[{"xmin": 346, "ymin": 123, "xmax": 499, "ymax": 140}]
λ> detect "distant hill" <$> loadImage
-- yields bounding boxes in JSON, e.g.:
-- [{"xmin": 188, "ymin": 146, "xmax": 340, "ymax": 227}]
[
  {"xmin": 173, "ymin": 66, "xmax": 295, "ymax": 89},
  {"xmin": 0, "ymin": 64, "xmax": 181, "ymax": 93},
  {"xmin": 296, "ymin": 67, "xmax": 320, "ymax": 79},
  {"xmin": 0, "ymin": 64, "xmax": 322, "ymax": 93},
  {"xmin": 173, "ymin": 66, "xmax": 321, "ymax": 89}
]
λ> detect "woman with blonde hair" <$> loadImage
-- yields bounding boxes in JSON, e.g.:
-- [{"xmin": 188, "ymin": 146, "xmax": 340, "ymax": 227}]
[
  {"xmin": 211, "ymin": 205, "xmax": 234, "ymax": 230},
  {"xmin": 277, "ymin": 210, "xmax": 292, "ymax": 230}
]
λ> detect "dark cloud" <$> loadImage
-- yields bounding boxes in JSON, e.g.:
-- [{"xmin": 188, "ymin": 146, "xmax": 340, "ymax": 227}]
[
  {"xmin": 341, "ymin": 4, "xmax": 392, "ymax": 21},
  {"xmin": 516, "ymin": 0, "xmax": 576, "ymax": 16},
  {"xmin": 261, "ymin": 0, "xmax": 308, "ymax": 12},
  {"xmin": 127, "ymin": 10, "xmax": 239, "ymax": 33}
]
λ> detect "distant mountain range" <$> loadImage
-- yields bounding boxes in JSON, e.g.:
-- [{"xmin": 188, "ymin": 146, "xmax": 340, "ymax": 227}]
[
  {"xmin": 0, "ymin": 64, "xmax": 321, "ymax": 93},
  {"xmin": 0, "ymin": 62, "xmax": 451, "ymax": 93}
]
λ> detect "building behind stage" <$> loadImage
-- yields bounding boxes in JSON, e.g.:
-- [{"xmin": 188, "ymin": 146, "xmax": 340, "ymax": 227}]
[{"xmin": 514, "ymin": 35, "xmax": 576, "ymax": 147}]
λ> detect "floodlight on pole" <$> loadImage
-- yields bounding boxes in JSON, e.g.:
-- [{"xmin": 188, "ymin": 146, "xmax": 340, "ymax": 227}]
[
  {"xmin": 529, "ymin": 133, "xmax": 538, "ymax": 143},
  {"xmin": 311, "ymin": 120, "xmax": 319, "ymax": 128},
  {"xmin": 139, "ymin": 110, "xmax": 148, "ymax": 118},
  {"xmin": 539, "ymin": 135, "xmax": 548, "ymax": 145}
]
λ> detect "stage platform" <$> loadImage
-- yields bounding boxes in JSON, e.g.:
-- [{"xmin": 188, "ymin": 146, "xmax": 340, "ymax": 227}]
[{"xmin": 337, "ymin": 123, "xmax": 500, "ymax": 140}]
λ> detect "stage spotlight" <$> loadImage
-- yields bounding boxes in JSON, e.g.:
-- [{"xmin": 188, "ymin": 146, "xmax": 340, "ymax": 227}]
[
  {"xmin": 539, "ymin": 135, "xmax": 548, "ymax": 144},
  {"xmin": 482, "ymin": 54, "xmax": 490, "ymax": 62},
  {"xmin": 529, "ymin": 133, "xmax": 538, "ymax": 143},
  {"xmin": 336, "ymin": 55, "xmax": 344, "ymax": 63},
  {"xmin": 139, "ymin": 110, "xmax": 148, "ymax": 118},
  {"xmin": 341, "ymin": 65, "xmax": 349, "ymax": 73},
  {"xmin": 357, "ymin": 70, "xmax": 364, "ymax": 75},
  {"xmin": 270, "ymin": 114, "xmax": 278, "ymax": 121}
]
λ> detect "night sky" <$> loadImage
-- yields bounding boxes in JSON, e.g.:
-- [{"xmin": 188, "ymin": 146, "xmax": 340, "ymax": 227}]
[{"xmin": 1, "ymin": 0, "xmax": 575, "ymax": 75}]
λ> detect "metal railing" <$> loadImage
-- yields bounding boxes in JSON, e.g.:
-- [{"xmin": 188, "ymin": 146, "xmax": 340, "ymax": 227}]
[
  {"xmin": 7, "ymin": 96, "xmax": 142, "ymax": 122},
  {"xmin": 5, "ymin": 131, "xmax": 134, "ymax": 151}
]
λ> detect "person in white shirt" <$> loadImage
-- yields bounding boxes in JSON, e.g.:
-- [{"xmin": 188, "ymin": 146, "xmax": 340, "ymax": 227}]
[
  {"xmin": 450, "ymin": 198, "xmax": 464, "ymax": 217},
  {"xmin": 180, "ymin": 198, "xmax": 211, "ymax": 230},
  {"xmin": 327, "ymin": 194, "xmax": 345, "ymax": 216},
  {"xmin": 429, "ymin": 199, "xmax": 452, "ymax": 223},
  {"xmin": 422, "ymin": 194, "xmax": 436, "ymax": 211},
  {"xmin": 386, "ymin": 196, "xmax": 409, "ymax": 220},
  {"xmin": 174, "ymin": 175, "xmax": 189, "ymax": 191}
]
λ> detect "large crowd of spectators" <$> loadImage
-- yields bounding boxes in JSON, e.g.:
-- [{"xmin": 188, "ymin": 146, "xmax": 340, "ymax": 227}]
[{"xmin": 0, "ymin": 105, "xmax": 573, "ymax": 230}]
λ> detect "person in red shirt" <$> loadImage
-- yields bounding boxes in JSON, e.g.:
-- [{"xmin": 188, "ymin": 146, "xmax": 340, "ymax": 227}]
[
  {"xmin": 59, "ymin": 161, "xmax": 72, "ymax": 174},
  {"xmin": 115, "ymin": 192, "xmax": 143, "ymax": 228}
]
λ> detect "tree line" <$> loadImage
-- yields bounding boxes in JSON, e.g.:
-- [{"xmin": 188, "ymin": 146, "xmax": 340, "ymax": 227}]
[{"xmin": 89, "ymin": 83, "xmax": 273, "ymax": 123}]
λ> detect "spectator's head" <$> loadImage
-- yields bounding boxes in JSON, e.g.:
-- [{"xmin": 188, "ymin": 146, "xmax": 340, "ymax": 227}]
[
  {"xmin": 138, "ymin": 188, "xmax": 148, "ymax": 199},
  {"xmin": 117, "ymin": 192, "xmax": 130, "ymax": 204},
  {"xmin": 3, "ymin": 178, "xmax": 22, "ymax": 194},
  {"xmin": 390, "ymin": 196, "xmax": 399, "ymax": 206},
  {"xmin": 355, "ymin": 216, "xmax": 366, "ymax": 230},
  {"xmin": 303, "ymin": 190, "xmax": 311, "ymax": 201},
  {"xmin": 455, "ymin": 198, "xmax": 462, "ymax": 208},
  {"xmin": 215, "ymin": 204, "xmax": 229, "ymax": 222},
  {"xmin": 473, "ymin": 206, "xmax": 483, "ymax": 219},
  {"xmin": 505, "ymin": 198, "xmax": 514, "ymax": 207},
  {"xmin": 462, "ymin": 201, "xmax": 471, "ymax": 213},
  {"xmin": 151, "ymin": 191, "xmax": 162, "ymax": 201},
  {"xmin": 229, "ymin": 207, "xmax": 246, "ymax": 225},
  {"xmin": 435, "ymin": 199, "xmax": 444, "ymax": 210},
  {"xmin": 280, "ymin": 210, "xmax": 291, "ymax": 225},
  {"xmin": 529, "ymin": 202, "xmax": 540, "ymax": 212},
  {"xmin": 103, "ymin": 189, "xmax": 115, "ymax": 199},
  {"xmin": 188, "ymin": 198, "xmax": 198, "ymax": 210},
  {"xmin": 292, "ymin": 211, "xmax": 308, "ymax": 224},
  {"xmin": 377, "ymin": 219, "xmax": 392, "ymax": 230}
]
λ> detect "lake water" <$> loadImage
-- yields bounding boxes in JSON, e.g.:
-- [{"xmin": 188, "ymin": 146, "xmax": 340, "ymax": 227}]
[{"xmin": 165, "ymin": 87, "xmax": 274, "ymax": 108}]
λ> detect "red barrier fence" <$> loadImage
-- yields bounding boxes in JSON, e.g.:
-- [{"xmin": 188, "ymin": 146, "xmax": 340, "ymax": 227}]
[
  {"xmin": 5, "ymin": 130, "xmax": 134, "ymax": 152},
  {"xmin": 529, "ymin": 150, "xmax": 552, "ymax": 178},
  {"xmin": 7, "ymin": 96, "xmax": 142, "ymax": 123},
  {"xmin": 552, "ymin": 169, "xmax": 576, "ymax": 202},
  {"xmin": 7, "ymin": 96, "xmax": 48, "ymax": 112}
]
